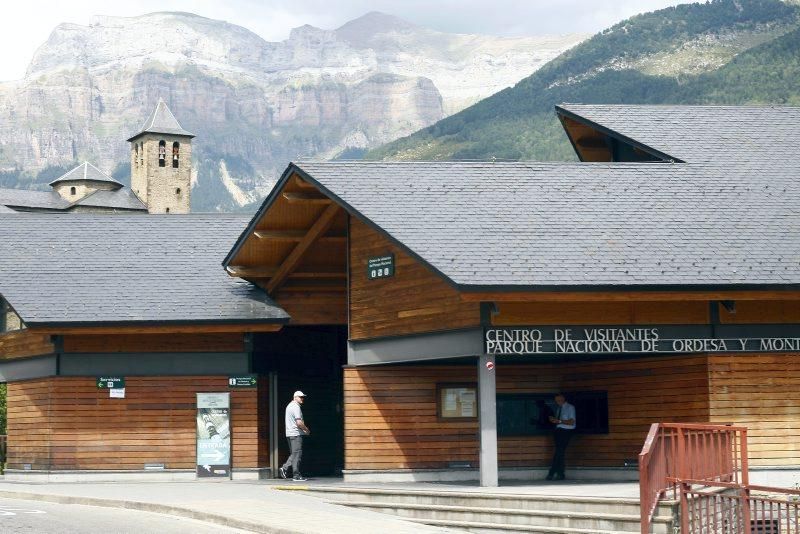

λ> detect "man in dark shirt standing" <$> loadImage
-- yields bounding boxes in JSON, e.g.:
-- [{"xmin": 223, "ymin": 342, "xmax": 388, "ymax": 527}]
[{"xmin": 546, "ymin": 393, "xmax": 576, "ymax": 481}]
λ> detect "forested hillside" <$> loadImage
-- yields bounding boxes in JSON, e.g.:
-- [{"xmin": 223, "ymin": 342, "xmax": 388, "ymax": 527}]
[{"xmin": 368, "ymin": 0, "xmax": 800, "ymax": 162}]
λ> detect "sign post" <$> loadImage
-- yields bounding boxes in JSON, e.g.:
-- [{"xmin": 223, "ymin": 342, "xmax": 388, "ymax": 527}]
[{"xmin": 196, "ymin": 392, "xmax": 231, "ymax": 478}]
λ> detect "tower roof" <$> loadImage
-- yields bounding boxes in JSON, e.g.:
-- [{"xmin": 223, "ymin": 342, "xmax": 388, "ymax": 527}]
[
  {"xmin": 49, "ymin": 162, "xmax": 123, "ymax": 188},
  {"xmin": 127, "ymin": 98, "xmax": 195, "ymax": 141}
]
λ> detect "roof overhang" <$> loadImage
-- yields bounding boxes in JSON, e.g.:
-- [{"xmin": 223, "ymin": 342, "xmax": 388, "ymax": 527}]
[{"xmin": 555, "ymin": 104, "xmax": 682, "ymax": 163}]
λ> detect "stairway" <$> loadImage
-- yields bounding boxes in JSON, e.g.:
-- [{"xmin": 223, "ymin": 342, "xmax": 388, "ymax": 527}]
[{"xmin": 278, "ymin": 485, "xmax": 677, "ymax": 533}]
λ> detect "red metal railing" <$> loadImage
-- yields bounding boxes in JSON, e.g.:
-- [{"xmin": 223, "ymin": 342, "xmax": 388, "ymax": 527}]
[
  {"xmin": 639, "ymin": 423, "xmax": 748, "ymax": 534},
  {"xmin": 681, "ymin": 480, "xmax": 800, "ymax": 534},
  {"xmin": 640, "ymin": 423, "xmax": 800, "ymax": 533}
]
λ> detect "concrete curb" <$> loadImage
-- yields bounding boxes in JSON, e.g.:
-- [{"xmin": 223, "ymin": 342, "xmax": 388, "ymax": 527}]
[{"xmin": 0, "ymin": 489, "xmax": 301, "ymax": 534}]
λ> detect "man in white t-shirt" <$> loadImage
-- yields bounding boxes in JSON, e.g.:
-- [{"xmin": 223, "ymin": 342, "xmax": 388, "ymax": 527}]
[
  {"xmin": 546, "ymin": 393, "xmax": 576, "ymax": 481},
  {"xmin": 279, "ymin": 391, "xmax": 310, "ymax": 481}
]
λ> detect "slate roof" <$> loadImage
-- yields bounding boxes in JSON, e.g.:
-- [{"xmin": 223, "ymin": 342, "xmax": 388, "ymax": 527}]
[
  {"xmin": 556, "ymin": 104, "xmax": 800, "ymax": 164},
  {"xmin": 72, "ymin": 188, "xmax": 147, "ymax": 211},
  {"xmin": 0, "ymin": 204, "xmax": 17, "ymax": 213},
  {"xmin": 0, "ymin": 188, "xmax": 69, "ymax": 211},
  {"xmin": 230, "ymin": 161, "xmax": 800, "ymax": 290},
  {"xmin": 0, "ymin": 214, "xmax": 289, "ymax": 326},
  {"xmin": 128, "ymin": 98, "xmax": 195, "ymax": 141},
  {"xmin": 49, "ymin": 162, "xmax": 123, "ymax": 187}
]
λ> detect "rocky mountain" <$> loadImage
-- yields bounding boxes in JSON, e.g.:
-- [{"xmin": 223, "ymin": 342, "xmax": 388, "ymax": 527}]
[
  {"xmin": 368, "ymin": 0, "xmax": 800, "ymax": 162},
  {"xmin": 0, "ymin": 11, "xmax": 586, "ymax": 211}
]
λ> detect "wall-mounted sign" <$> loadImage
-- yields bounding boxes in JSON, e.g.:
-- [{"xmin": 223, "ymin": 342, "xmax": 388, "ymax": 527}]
[
  {"xmin": 109, "ymin": 388, "xmax": 126, "ymax": 399},
  {"xmin": 367, "ymin": 254, "xmax": 395, "ymax": 280},
  {"xmin": 196, "ymin": 392, "xmax": 231, "ymax": 478},
  {"xmin": 96, "ymin": 376, "xmax": 125, "ymax": 389},
  {"xmin": 485, "ymin": 324, "xmax": 800, "ymax": 356},
  {"xmin": 228, "ymin": 375, "xmax": 257, "ymax": 388}
]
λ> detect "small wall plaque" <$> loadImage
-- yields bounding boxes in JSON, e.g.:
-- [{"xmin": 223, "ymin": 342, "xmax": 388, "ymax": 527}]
[{"xmin": 367, "ymin": 254, "xmax": 395, "ymax": 280}]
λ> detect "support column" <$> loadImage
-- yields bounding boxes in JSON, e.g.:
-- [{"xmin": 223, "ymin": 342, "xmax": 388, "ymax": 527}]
[
  {"xmin": 478, "ymin": 353, "xmax": 498, "ymax": 487},
  {"xmin": 269, "ymin": 372, "xmax": 279, "ymax": 478}
]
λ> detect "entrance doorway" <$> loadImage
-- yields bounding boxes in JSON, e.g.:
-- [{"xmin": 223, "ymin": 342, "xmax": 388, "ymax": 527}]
[{"xmin": 253, "ymin": 326, "xmax": 347, "ymax": 477}]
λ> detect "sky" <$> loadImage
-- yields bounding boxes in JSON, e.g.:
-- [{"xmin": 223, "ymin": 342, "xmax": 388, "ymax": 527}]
[{"xmin": 0, "ymin": 0, "xmax": 684, "ymax": 81}]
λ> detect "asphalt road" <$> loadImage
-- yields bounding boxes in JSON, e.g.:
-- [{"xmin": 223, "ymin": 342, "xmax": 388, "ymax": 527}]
[{"xmin": 0, "ymin": 497, "xmax": 254, "ymax": 533}]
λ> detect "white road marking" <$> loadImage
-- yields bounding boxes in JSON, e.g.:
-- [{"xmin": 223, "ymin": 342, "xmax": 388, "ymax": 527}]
[{"xmin": 0, "ymin": 506, "xmax": 48, "ymax": 515}]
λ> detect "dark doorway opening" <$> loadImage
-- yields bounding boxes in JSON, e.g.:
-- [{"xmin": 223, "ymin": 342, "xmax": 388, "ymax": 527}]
[{"xmin": 253, "ymin": 325, "xmax": 347, "ymax": 477}]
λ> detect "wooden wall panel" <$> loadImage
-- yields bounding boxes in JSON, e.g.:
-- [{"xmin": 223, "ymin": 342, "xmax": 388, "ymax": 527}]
[
  {"xmin": 349, "ymin": 218, "xmax": 480, "ymax": 340},
  {"xmin": 493, "ymin": 301, "xmax": 709, "ymax": 325},
  {"xmin": 720, "ymin": 301, "xmax": 800, "ymax": 324},
  {"xmin": 344, "ymin": 355, "xmax": 710, "ymax": 470},
  {"xmin": 0, "ymin": 331, "xmax": 54, "ymax": 360},
  {"xmin": 63, "ymin": 333, "xmax": 245, "ymax": 353},
  {"xmin": 709, "ymin": 354, "xmax": 800, "ymax": 466},
  {"xmin": 7, "ymin": 376, "xmax": 266, "ymax": 471}
]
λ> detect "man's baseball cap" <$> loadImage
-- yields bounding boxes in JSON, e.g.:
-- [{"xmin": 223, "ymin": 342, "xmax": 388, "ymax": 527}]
[{"xmin": 294, "ymin": 391, "xmax": 307, "ymax": 397}]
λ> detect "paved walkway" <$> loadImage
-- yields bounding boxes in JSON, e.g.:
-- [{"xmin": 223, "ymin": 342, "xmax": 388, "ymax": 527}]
[{"xmin": 0, "ymin": 479, "xmax": 464, "ymax": 534}]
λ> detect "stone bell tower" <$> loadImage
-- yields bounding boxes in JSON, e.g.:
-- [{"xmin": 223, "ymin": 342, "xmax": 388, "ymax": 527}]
[{"xmin": 128, "ymin": 99, "xmax": 194, "ymax": 214}]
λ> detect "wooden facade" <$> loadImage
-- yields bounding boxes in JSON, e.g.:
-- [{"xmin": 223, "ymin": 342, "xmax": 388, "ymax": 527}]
[
  {"xmin": 0, "ymin": 330, "xmax": 54, "ymax": 360},
  {"xmin": 6, "ymin": 376, "xmax": 266, "ymax": 470},
  {"xmin": 348, "ymin": 217, "xmax": 479, "ymax": 340},
  {"xmin": 345, "ymin": 353, "xmax": 800, "ymax": 471}
]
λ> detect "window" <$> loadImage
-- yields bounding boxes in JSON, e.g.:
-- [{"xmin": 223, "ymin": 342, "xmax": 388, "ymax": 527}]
[
  {"xmin": 139, "ymin": 142, "xmax": 144, "ymax": 165},
  {"xmin": 165, "ymin": 207, "xmax": 170, "ymax": 213},
  {"xmin": 134, "ymin": 143, "xmax": 139, "ymax": 167},
  {"xmin": 176, "ymin": 187, "xmax": 181, "ymax": 195},
  {"xmin": 437, "ymin": 383, "xmax": 478, "ymax": 420},
  {"xmin": 172, "ymin": 142, "xmax": 180, "ymax": 168},
  {"xmin": 158, "ymin": 140, "xmax": 166, "ymax": 167},
  {"xmin": 497, "ymin": 391, "xmax": 609, "ymax": 437},
  {"xmin": 0, "ymin": 297, "xmax": 6, "ymax": 333},
  {"xmin": 70, "ymin": 186, "xmax": 76, "ymax": 196}
]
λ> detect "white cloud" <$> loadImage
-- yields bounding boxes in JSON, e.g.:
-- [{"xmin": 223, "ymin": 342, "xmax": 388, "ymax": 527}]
[{"xmin": 0, "ymin": 0, "xmax": 684, "ymax": 81}]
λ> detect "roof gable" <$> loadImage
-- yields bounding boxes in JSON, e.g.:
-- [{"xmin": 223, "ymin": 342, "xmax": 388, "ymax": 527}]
[
  {"xmin": 557, "ymin": 104, "xmax": 800, "ymax": 164},
  {"xmin": 230, "ymin": 161, "xmax": 800, "ymax": 292}
]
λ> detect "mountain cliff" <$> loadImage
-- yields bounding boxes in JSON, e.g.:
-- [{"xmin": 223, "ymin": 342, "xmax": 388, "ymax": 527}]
[
  {"xmin": 0, "ymin": 11, "xmax": 585, "ymax": 210},
  {"xmin": 368, "ymin": 0, "xmax": 800, "ymax": 162}
]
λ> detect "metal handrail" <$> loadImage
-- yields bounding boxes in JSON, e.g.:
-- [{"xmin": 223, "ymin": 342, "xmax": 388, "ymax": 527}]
[{"xmin": 639, "ymin": 423, "xmax": 748, "ymax": 534}]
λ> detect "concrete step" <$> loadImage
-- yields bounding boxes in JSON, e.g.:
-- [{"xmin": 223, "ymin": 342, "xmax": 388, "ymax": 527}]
[
  {"xmin": 287, "ymin": 486, "xmax": 675, "ymax": 517},
  {"xmin": 325, "ymin": 499, "xmax": 673, "ymax": 533},
  {"xmin": 405, "ymin": 517, "xmax": 644, "ymax": 534}
]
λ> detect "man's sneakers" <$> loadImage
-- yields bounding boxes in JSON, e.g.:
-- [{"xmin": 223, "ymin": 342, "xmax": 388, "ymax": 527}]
[
  {"xmin": 292, "ymin": 475, "xmax": 308, "ymax": 482},
  {"xmin": 279, "ymin": 467, "xmax": 288, "ymax": 479}
]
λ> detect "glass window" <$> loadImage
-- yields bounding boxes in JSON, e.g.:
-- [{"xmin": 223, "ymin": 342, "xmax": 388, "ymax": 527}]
[{"xmin": 497, "ymin": 391, "xmax": 609, "ymax": 437}]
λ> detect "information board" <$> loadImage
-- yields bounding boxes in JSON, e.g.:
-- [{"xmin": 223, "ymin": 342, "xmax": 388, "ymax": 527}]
[{"xmin": 196, "ymin": 392, "xmax": 231, "ymax": 478}]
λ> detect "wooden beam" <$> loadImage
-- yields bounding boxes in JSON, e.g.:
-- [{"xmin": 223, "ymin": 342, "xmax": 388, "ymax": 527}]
[
  {"xmin": 266, "ymin": 203, "xmax": 341, "ymax": 294},
  {"xmin": 282, "ymin": 192, "xmax": 331, "ymax": 204},
  {"xmin": 227, "ymin": 266, "xmax": 277, "ymax": 278},
  {"xmin": 227, "ymin": 266, "xmax": 346, "ymax": 279},
  {"xmin": 460, "ymin": 290, "xmax": 800, "ymax": 303},
  {"xmin": 253, "ymin": 230, "xmax": 346, "ymax": 243},
  {"xmin": 280, "ymin": 284, "xmax": 347, "ymax": 292},
  {"xmin": 293, "ymin": 175, "xmax": 317, "ymax": 189},
  {"xmin": 29, "ymin": 323, "xmax": 284, "ymax": 335}
]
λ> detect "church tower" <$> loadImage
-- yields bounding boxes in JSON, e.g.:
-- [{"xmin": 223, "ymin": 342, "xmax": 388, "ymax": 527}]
[{"xmin": 128, "ymin": 99, "xmax": 194, "ymax": 214}]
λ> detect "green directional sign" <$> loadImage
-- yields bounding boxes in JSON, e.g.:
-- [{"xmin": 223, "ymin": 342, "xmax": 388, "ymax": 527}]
[
  {"xmin": 96, "ymin": 376, "xmax": 125, "ymax": 389},
  {"xmin": 228, "ymin": 375, "xmax": 257, "ymax": 388}
]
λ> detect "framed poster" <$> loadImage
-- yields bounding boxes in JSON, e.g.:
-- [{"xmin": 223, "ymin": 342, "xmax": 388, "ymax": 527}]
[
  {"xmin": 437, "ymin": 383, "xmax": 478, "ymax": 421},
  {"xmin": 196, "ymin": 392, "xmax": 231, "ymax": 478}
]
